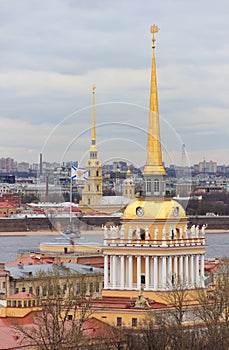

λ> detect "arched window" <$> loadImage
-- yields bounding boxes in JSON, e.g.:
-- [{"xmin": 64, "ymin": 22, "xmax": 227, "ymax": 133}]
[{"xmin": 96, "ymin": 170, "xmax": 99, "ymax": 176}]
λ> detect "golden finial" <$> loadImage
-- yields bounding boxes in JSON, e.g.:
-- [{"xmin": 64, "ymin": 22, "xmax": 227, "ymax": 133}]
[
  {"xmin": 92, "ymin": 85, "xmax": 96, "ymax": 94},
  {"xmin": 150, "ymin": 24, "xmax": 159, "ymax": 48}
]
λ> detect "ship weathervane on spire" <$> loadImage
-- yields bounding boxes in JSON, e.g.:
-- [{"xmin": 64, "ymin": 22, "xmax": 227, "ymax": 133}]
[{"xmin": 150, "ymin": 24, "xmax": 159, "ymax": 48}]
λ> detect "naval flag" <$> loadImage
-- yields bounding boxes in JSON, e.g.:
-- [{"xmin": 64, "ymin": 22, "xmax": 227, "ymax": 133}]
[{"xmin": 71, "ymin": 166, "xmax": 88, "ymax": 181}]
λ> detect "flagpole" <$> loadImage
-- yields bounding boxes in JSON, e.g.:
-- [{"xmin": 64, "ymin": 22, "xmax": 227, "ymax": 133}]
[{"xmin": 70, "ymin": 176, "xmax": 72, "ymax": 223}]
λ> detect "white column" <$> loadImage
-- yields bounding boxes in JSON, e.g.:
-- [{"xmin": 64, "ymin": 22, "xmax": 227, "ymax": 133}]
[
  {"xmin": 184, "ymin": 255, "xmax": 189, "ymax": 286},
  {"xmin": 190, "ymin": 255, "xmax": 194, "ymax": 287},
  {"xmin": 161, "ymin": 256, "xmax": 167, "ymax": 289},
  {"xmin": 195, "ymin": 254, "xmax": 200, "ymax": 286},
  {"xmin": 145, "ymin": 256, "xmax": 149, "ymax": 289},
  {"xmin": 168, "ymin": 256, "xmax": 172, "ymax": 286},
  {"xmin": 153, "ymin": 256, "xmax": 158, "ymax": 290},
  {"xmin": 112, "ymin": 256, "xmax": 117, "ymax": 288},
  {"xmin": 200, "ymin": 254, "xmax": 205, "ymax": 287},
  {"xmin": 104, "ymin": 255, "xmax": 108, "ymax": 289},
  {"xmin": 179, "ymin": 256, "xmax": 183, "ymax": 285},
  {"xmin": 150, "ymin": 256, "xmax": 154, "ymax": 287},
  {"xmin": 137, "ymin": 256, "xmax": 141, "ymax": 289},
  {"xmin": 120, "ymin": 255, "xmax": 124, "ymax": 289},
  {"xmin": 128, "ymin": 256, "xmax": 133, "ymax": 289},
  {"xmin": 174, "ymin": 256, "xmax": 178, "ymax": 280},
  {"xmin": 110, "ymin": 255, "xmax": 113, "ymax": 286}
]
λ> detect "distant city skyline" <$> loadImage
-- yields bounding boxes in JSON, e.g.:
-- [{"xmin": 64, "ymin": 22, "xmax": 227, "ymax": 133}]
[
  {"xmin": 0, "ymin": 1, "xmax": 228, "ymax": 165},
  {"xmin": 0, "ymin": 156, "xmax": 228, "ymax": 173}
]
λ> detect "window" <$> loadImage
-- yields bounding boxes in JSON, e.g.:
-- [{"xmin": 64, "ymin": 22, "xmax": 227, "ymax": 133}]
[
  {"xmin": 89, "ymin": 283, "xmax": 93, "ymax": 294},
  {"xmin": 95, "ymin": 282, "xmax": 100, "ymax": 293},
  {"xmin": 12, "ymin": 300, "xmax": 16, "ymax": 307},
  {"xmin": 36, "ymin": 287, "xmax": 40, "ymax": 296},
  {"xmin": 88, "ymin": 185, "xmax": 90, "ymax": 191},
  {"xmin": 116, "ymin": 317, "xmax": 122, "ymax": 327},
  {"xmin": 48, "ymin": 286, "xmax": 53, "ymax": 296},
  {"xmin": 83, "ymin": 283, "xmax": 87, "ymax": 294},
  {"xmin": 29, "ymin": 287, "xmax": 33, "ymax": 294},
  {"xmin": 18, "ymin": 300, "xmax": 22, "ymax": 307},
  {"xmin": 57, "ymin": 285, "xmax": 61, "ymax": 295},
  {"xmin": 2, "ymin": 281, "xmax": 6, "ymax": 289},
  {"xmin": 7, "ymin": 300, "xmax": 11, "ymax": 307},
  {"xmin": 24, "ymin": 301, "xmax": 27, "ymax": 307},
  {"xmin": 154, "ymin": 178, "xmax": 159, "ymax": 192},
  {"xmin": 141, "ymin": 275, "xmax": 145, "ymax": 284},
  {"xmin": 146, "ymin": 179, "xmax": 151, "ymax": 192},
  {"xmin": 96, "ymin": 170, "xmax": 99, "ymax": 176},
  {"xmin": 132, "ymin": 318, "xmax": 137, "ymax": 327},
  {"xmin": 14, "ymin": 288, "xmax": 19, "ymax": 294},
  {"xmin": 88, "ymin": 198, "xmax": 90, "ymax": 205},
  {"xmin": 68, "ymin": 314, "xmax": 73, "ymax": 320},
  {"xmin": 42, "ymin": 287, "xmax": 47, "ymax": 297},
  {"xmin": 76, "ymin": 283, "xmax": 81, "ymax": 294},
  {"xmin": 22, "ymin": 287, "xmax": 26, "ymax": 292},
  {"xmin": 96, "ymin": 185, "xmax": 99, "ymax": 192}
]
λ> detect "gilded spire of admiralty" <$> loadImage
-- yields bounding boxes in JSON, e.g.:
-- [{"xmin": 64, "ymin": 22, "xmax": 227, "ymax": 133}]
[{"xmin": 143, "ymin": 25, "xmax": 166, "ymax": 176}]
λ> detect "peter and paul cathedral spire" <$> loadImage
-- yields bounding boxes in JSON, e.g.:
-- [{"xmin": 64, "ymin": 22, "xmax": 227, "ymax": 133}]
[
  {"xmin": 90, "ymin": 85, "xmax": 98, "ymax": 158},
  {"xmin": 81, "ymin": 86, "xmax": 103, "ymax": 207},
  {"xmin": 143, "ymin": 25, "xmax": 166, "ymax": 198}
]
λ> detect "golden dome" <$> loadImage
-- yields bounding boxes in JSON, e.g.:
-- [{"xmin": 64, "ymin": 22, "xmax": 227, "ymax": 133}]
[
  {"xmin": 123, "ymin": 198, "xmax": 187, "ymax": 221},
  {"xmin": 126, "ymin": 168, "xmax": 131, "ymax": 177}
]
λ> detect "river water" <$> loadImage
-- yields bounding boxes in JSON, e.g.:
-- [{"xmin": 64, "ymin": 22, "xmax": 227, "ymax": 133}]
[{"xmin": 0, "ymin": 233, "xmax": 228, "ymax": 264}]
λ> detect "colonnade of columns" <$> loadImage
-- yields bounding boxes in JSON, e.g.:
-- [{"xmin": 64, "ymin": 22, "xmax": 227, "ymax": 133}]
[{"xmin": 104, "ymin": 253, "xmax": 205, "ymax": 291}]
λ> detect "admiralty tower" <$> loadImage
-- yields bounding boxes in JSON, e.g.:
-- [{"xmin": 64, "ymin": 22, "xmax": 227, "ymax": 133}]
[{"xmin": 102, "ymin": 25, "xmax": 206, "ymax": 301}]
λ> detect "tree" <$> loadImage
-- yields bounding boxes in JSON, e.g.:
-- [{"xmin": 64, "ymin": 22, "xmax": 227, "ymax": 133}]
[
  {"xmin": 15, "ymin": 268, "xmax": 94, "ymax": 350},
  {"xmin": 195, "ymin": 260, "xmax": 229, "ymax": 350}
]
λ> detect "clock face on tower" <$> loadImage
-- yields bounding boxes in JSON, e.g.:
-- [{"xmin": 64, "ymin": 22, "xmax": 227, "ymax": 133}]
[{"xmin": 136, "ymin": 207, "xmax": 144, "ymax": 217}]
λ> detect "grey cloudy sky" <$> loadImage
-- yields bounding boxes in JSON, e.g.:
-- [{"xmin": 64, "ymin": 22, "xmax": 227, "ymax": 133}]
[{"xmin": 0, "ymin": 0, "xmax": 228, "ymax": 168}]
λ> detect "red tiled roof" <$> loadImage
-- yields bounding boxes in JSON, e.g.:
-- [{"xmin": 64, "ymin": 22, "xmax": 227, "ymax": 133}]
[
  {"xmin": 7, "ymin": 292, "xmax": 36, "ymax": 300},
  {"xmin": 0, "ymin": 315, "xmax": 118, "ymax": 349},
  {"xmin": 0, "ymin": 202, "xmax": 16, "ymax": 208},
  {"xmin": 6, "ymin": 256, "xmax": 54, "ymax": 267},
  {"xmin": 91, "ymin": 296, "xmax": 167, "ymax": 310},
  {"xmin": 0, "ymin": 313, "xmax": 37, "ymax": 349}
]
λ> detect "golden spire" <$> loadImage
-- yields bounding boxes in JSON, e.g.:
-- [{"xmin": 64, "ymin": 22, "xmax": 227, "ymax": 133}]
[
  {"xmin": 91, "ymin": 85, "xmax": 96, "ymax": 143},
  {"xmin": 143, "ymin": 25, "xmax": 166, "ymax": 175},
  {"xmin": 89, "ymin": 84, "xmax": 98, "ymax": 155}
]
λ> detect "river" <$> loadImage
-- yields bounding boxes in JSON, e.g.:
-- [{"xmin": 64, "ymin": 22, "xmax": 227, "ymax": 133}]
[{"xmin": 0, "ymin": 232, "xmax": 228, "ymax": 264}]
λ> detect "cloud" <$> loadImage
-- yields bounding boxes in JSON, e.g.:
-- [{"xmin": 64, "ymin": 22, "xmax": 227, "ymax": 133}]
[{"xmin": 0, "ymin": 0, "xmax": 228, "ymax": 165}]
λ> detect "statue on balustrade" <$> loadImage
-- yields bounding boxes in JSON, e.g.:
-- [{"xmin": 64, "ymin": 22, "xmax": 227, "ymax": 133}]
[
  {"xmin": 145, "ymin": 227, "xmax": 150, "ymax": 240},
  {"xmin": 128, "ymin": 226, "xmax": 133, "ymax": 240}
]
